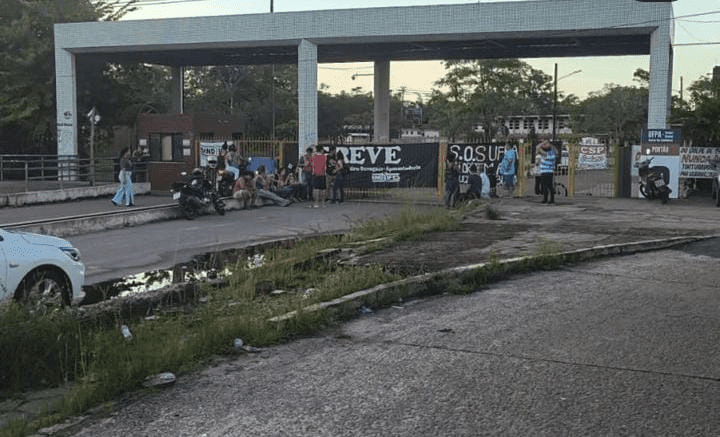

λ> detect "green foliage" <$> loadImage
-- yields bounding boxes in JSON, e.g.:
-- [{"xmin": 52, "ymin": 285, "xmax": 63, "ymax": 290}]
[
  {"xmin": 571, "ymin": 84, "xmax": 648, "ymax": 145},
  {"xmin": 0, "ymin": 0, "xmax": 138, "ymax": 154},
  {"xmin": 184, "ymin": 64, "xmax": 299, "ymax": 138},
  {"xmin": 318, "ymin": 89, "xmax": 373, "ymax": 142},
  {"xmin": 0, "ymin": 303, "xmax": 84, "ymax": 394},
  {"xmin": 671, "ymin": 74, "xmax": 720, "ymax": 146},
  {"xmin": 430, "ymin": 59, "xmax": 553, "ymax": 141},
  {"xmin": 349, "ymin": 206, "xmax": 461, "ymax": 243}
]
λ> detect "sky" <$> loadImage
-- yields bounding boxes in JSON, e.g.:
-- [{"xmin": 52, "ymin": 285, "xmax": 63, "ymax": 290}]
[{"xmin": 123, "ymin": 0, "xmax": 720, "ymax": 102}]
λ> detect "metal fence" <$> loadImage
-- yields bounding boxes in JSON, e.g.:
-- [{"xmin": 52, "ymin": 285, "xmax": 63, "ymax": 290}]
[{"xmin": 0, "ymin": 154, "xmax": 148, "ymax": 192}]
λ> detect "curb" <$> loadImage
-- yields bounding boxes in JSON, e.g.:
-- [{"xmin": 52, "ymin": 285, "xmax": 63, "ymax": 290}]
[
  {"xmin": 270, "ymin": 234, "xmax": 717, "ymax": 323},
  {"xmin": 6, "ymin": 197, "xmax": 251, "ymax": 238},
  {"xmin": 0, "ymin": 183, "xmax": 151, "ymax": 207}
]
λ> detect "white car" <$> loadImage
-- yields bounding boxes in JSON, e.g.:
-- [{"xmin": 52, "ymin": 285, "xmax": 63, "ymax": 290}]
[{"xmin": 0, "ymin": 229, "xmax": 85, "ymax": 306}]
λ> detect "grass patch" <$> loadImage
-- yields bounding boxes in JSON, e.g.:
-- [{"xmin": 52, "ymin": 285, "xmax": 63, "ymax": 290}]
[{"xmin": 0, "ymin": 205, "xmax": 462, "ymax": 436}]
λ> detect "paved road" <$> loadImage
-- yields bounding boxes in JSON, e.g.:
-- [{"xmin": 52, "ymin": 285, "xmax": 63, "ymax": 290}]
[
  {"xmin": 72, "ymin": 201, "xmax": 420, "ymax": 284},
  {"xmin": 70, "ymin": 243, "xmax": 720, "ymax": 436}
]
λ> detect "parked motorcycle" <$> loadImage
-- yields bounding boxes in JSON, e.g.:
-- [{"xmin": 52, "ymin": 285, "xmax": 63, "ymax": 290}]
[
  {"xmin": 635, "ymin": 157, "xmax": 671, "ymax": 204},
  {"xmin": 170, "ymin": 168, "xmax": 226, "ymax": 219},
  {"xmin": 710, "ymin": 160, "xmax": 720, "ymax": 207}
]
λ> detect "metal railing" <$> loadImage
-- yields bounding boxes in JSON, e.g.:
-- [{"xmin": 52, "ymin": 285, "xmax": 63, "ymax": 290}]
[{"xmin": 0, "ymin": 154, "xmax": 148, "ymax": 192}]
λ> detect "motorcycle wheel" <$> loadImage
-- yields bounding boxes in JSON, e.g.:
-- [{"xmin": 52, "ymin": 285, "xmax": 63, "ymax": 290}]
[
  {"xmin": 661, "ymin": 191, "xmax": 669, "ymax": 204},
  {"xmin": 639, "ymin": 183, "xmax": 649, "ymax": 199},
  {"xmin": 215, "ymin": 199, "xmax": 226, "ymax": 215},
  {"xmin": 716, "ymin": 189, "xmax": 720, "ymax": 207},
  {"xmin": 181, "ymin": 202, "xmax": 197, "ymax": 220}
]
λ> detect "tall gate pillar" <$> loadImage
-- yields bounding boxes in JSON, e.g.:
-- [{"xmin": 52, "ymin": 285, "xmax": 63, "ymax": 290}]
[
  {"xmin": 648, "ymin": 21, "xmax": 673, "ymax": 130},
  {"xmin": 298, "ymin": 39, "xmax": 318, "ymax": 159},
  {"xmin": 373, "ymin": 60, "xmax": 390, "ymax": 143}
]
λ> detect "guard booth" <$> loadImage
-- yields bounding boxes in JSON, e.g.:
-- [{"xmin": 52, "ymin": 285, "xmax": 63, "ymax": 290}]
[{"xmin": 136, "ymin": 113, "xmax": 247, "ymax": 192}]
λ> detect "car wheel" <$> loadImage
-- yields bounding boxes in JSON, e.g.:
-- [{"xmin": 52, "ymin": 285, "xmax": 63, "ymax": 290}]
[{"xmin": 18, "ymin": 269, "xmax": 70, "ymax": 309}]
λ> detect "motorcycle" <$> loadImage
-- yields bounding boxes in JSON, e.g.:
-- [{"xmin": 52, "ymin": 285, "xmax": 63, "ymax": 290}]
[
  {"xmin": 170, "ymin": 169, "xmax": 226, "ymax": 219},
  {"xmin": 205, "ymin": 155, "xmax": 235, "ymax": 198},
  {"xmin": 635, "ymin": 157, "xmax": 671, "ymax": 204}
]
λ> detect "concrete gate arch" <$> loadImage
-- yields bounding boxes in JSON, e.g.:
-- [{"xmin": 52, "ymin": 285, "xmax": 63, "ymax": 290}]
[{"xmin": 54, "ymin": 0, "xmax": 674, "ymax": 159}]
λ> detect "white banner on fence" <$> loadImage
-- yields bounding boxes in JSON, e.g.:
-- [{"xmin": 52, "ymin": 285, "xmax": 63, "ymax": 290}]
[
  {"xmin": 679, "ymin": 146, "xmax": 720, "ymax": 178},
  {"xmin": 577, "ymin": 138, "xmax": 608, "ymax": 170}
]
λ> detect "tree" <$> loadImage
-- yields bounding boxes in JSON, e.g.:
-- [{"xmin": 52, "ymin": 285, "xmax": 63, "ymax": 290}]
[
  {"xmin": 672, "ymin": 74, "xmax": 720, "ymax": 146},
  {"xmin": 429, "ymin": 59, "xmax": 554, "ymax": 141},
  {"xmin": 0, "ymin": 0, "xmax": 138, "ymax": 154},
  {"xmin": 318, "ymin": 88, "xmax": 373, "ymax": 142},
  {"xmin": 571, "ymin": 84, "xmax": 648, "ymax": 144},
  {"xmin": 184, "ymin": 64, "xmax": 298, "ymax": 138}
]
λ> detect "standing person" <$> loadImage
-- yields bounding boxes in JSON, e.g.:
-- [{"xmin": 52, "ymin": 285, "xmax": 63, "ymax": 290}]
[
  {"xmin": 300, "ymin": 146, "xmax": 314, "ymax": 201},
  {"xmin": 325, "ymin": 146, "xmax": 337, "ymax": 203},
  {"xmin": 444, "ymin": 152, "xmax": 460, "ymax": 207},
  {"xmin": 311, "ymin": 145, "xmax": 327, "ymax": 206},
  {"xmin": 498, "ymin": 145, "xmax": 517, "ymax": 195},
  {"xmin": 538, "ymin": 140, "xmax": 557, "ymax": 204},
  {"xmin": 217, "ymin": 142, "xmax": 228, "ymax": 170},
  {"xmin": 225, "ymin": 144, "xmax": 240, "ymax": 180},
  {"xmin": 331, "ymin": 151, "xmax": 347, "ymax": 204},
  {"xmin": 111, "ymin": 148, "xmax": 134, "ymax": 207}
]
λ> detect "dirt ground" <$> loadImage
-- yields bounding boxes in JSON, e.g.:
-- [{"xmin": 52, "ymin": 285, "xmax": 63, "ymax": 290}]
[{"xmin": 352, "ymin": 196, "xmax": 719, "ymax": 275}]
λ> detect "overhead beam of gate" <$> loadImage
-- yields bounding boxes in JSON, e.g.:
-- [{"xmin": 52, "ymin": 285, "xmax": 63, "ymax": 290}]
[{"xmin": 55, "ymin": 0, "xmax": 674, "ymax": 158}]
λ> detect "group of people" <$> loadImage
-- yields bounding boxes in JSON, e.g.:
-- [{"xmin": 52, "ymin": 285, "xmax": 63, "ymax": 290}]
[
  {"xmin": 444, "ymin": 139, "xmax": 559, "ymax": 205},
  {"xmin": 228, "ymin": 144, "xmax": 349, "ymax": 209},
  {"xmin": 299, "ymin": 145, "xmax": 349, "ymax": 206}
]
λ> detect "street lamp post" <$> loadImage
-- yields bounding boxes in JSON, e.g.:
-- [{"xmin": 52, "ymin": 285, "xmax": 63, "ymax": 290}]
[
  {"xmin": 87, "ymin": 107, "xmax": 100, "ymax": 186},
  {"xmin": 552, "ymin": 65, "xmax": 582, "ymax": 143}
]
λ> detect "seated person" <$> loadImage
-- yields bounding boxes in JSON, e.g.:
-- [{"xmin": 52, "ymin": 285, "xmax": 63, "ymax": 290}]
[
  {"xmin": 255, "ymin": 165, "xmax": 291, "ymax": 207},
  {"xmin": 232, "ymin": 173, "xmax": 256, "ymax": 209},
  {"xmin": 467, "ymin": 164, "xmax": 483, "ymax": 198},
  {"xmin": 273, "ymin": 167, "xmax": 304, "ymax": 202}
]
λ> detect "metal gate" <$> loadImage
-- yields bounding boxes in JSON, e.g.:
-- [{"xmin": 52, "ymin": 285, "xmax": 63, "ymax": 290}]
[{"xmin": 517, "ymin": 142, "xmax": 617, "ymax": 199}]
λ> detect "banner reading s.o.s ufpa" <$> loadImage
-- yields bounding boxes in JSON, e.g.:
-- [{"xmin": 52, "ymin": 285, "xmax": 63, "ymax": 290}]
[
  {"xmin": 337, "ymin": 144, "xmax": 438, "ymax": 187},
  {"xmin": 447, "ymin": 143, "xmax": 514, "ymax": 184}
]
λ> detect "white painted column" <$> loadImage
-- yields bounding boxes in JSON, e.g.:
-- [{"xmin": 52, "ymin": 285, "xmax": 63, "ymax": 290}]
[
  {"xmin": 648, "ymin": 23, "xmax": 673, "ymax": 129},
  {"xmin": 373, "ymin": 60, "xmax": 390, "ymax": 143},
  {"xmin": 171, "ymin": 66, "xmax": 184, "ymax": 114},
  {"xmin": 55, "ymin": 48, "xmax": 78, "ymax": 158},
  {"xmin": 298, "ymin": 39, "xmax": 318, "ymax": 159}
]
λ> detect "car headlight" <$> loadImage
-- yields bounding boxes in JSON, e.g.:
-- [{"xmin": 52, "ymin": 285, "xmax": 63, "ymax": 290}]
[{"xmin": 61, "ymin": 247, "xmax": 82, "ymax": 262}]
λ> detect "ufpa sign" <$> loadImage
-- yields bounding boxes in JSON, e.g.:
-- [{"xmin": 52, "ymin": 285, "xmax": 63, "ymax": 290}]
[{"xmin": 641, "ymin": 129, "xmax": 682, "ymax": 155}]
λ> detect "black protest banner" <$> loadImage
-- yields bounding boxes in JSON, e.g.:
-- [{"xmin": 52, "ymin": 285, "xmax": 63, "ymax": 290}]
[
  {"xmin": 336, "ymin": 144, "xmax": 439, "ymax": 188},
  {"xmin": 447, "ymin": 143, "xmax": 514, "ymax": 184}
]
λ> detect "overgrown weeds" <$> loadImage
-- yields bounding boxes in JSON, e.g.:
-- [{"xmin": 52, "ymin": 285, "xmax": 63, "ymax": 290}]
[{"xmin": 0, "ymin": 205, "xmax": 459, "ymax": 436}]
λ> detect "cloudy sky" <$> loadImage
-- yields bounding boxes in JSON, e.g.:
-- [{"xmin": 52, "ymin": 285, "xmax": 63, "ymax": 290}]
[{"xmin": 123, "ymin": 0, "xmax": 720, "ymax": 101}]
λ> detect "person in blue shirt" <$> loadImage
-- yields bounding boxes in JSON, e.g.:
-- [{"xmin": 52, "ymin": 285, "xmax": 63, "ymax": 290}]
[
  {"xmin": 538, "ymin": 140, "xmax": 557, "ymax": 204},
  {"xmin": 498, "ymin": 145, "xmax": 517, "ymax": 194}
]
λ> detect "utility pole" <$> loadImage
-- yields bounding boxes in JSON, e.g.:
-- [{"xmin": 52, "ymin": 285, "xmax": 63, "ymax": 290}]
[{"xmin": 552, "ymin": 63, "xmax": 558, "ymax": 143}]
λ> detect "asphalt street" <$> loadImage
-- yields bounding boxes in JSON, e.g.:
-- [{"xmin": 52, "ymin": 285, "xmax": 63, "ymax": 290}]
[{"xmin": 69, "ymin": 244, "xmax": 720, "ymax": 436}]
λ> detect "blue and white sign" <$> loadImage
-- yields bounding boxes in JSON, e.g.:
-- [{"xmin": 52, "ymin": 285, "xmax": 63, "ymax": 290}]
[{"xmin": 641, "ymin": 129, "xmax": 682, "ymax": 156}]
